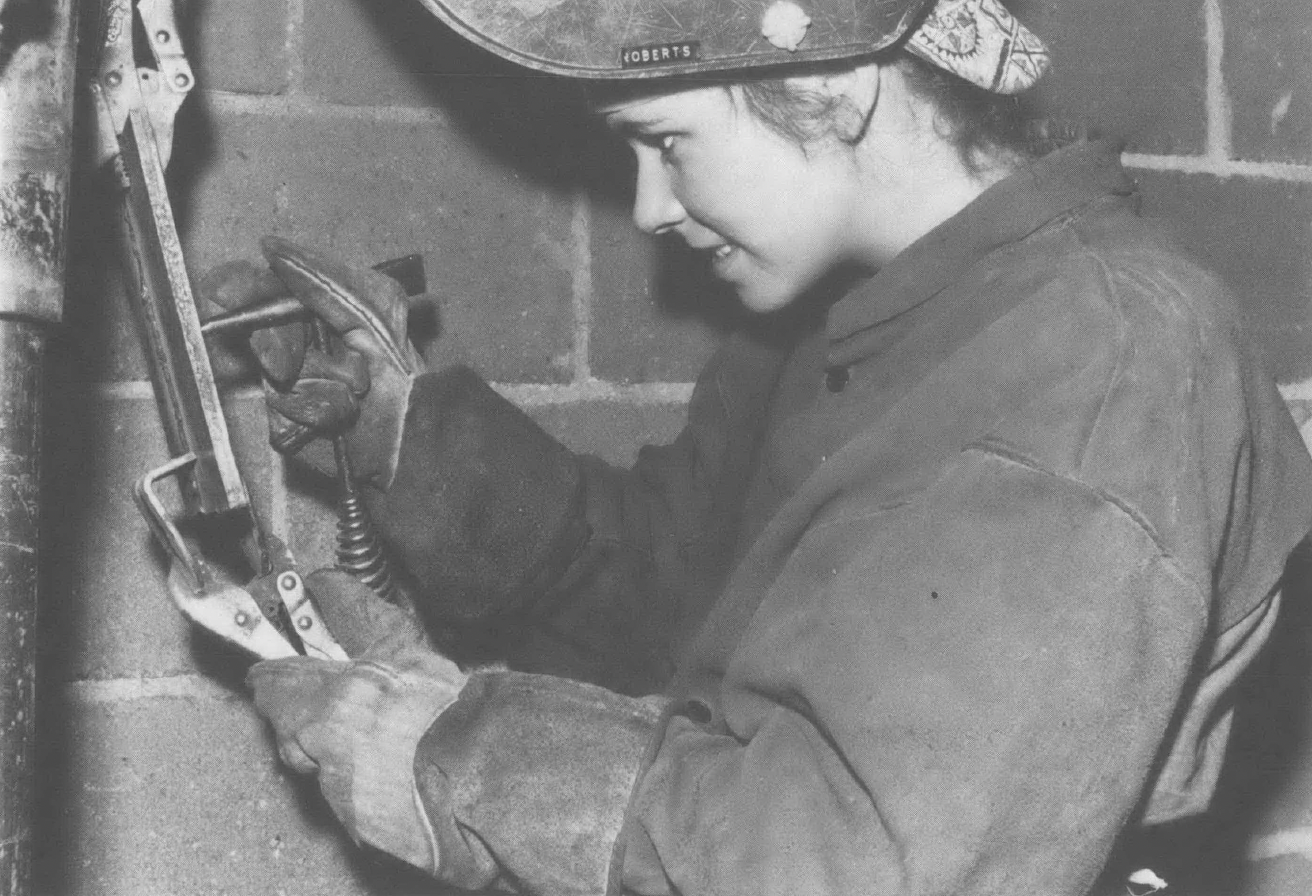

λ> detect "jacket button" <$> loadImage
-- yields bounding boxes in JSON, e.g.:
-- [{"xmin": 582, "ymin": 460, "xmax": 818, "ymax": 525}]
[{"xmin": 825, "ymin": 365, "xmax": 849, "ymax": 393}]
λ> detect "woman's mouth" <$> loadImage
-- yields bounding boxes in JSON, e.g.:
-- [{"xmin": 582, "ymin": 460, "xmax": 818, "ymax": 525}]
[{"xmin": 709, "ymin": 244, "xmax": 738, "ymax": 272}]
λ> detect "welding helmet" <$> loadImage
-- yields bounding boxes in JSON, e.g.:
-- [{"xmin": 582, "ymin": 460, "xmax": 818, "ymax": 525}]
[{"xmin": 416, "ymin": 0, "xmax": 1049, "ymax": 93}]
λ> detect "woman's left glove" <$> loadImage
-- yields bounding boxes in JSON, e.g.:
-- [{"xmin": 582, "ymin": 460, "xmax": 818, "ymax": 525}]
[
  {"xmin": 246, "ymin": 570, "xmax": 467, "ymax": 873},
  {"xmin": 199, "ymin": 236, "xmax": 424, "ymax": 490}
]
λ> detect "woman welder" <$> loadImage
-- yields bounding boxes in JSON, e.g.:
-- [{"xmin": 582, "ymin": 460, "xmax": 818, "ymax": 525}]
[{"xmin": 216, "ymin": 0, "xmax": 1312, "ymax": 893}]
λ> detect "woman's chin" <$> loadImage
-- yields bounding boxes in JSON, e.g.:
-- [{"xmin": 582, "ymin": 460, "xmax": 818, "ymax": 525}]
[{"xmin": 733, "ymin": 280, "xmax": 803, "ymax": 315}]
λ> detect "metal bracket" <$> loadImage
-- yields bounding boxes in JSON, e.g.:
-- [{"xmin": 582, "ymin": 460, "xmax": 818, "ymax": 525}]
[
  {"xmin": 118, "ymin": 108, "xmax": 250, "ymax": 517},
  {"xmin": 133, "ymin": 452, "xmax": 206, "ymax": 585},
  {"xmin": 136, "ymin": 0, "xmax": 193, "ymax": 92},
  {"xmin": 96, "ymin": 0, "xmax": 348, "ymax": 663}
]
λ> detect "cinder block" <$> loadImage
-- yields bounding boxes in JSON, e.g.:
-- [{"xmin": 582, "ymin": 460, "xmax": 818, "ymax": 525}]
[
  {"xmin": 526, "ymin": 398, "xmax": 689, "ymax": 466},
  {"xmin": 43, "ymin": 392, "xmax": 193, "ymax": 681},
  {"xmin": 286, "ymin": 464, "xmax": 343, "ymax": 577},
  {"xmin": 303, "ymin": 0, "xmax": 595, "ymax": 189},
  {"xmin": 1225, "ymin": 0, "xmax": 1312, "ymax": 164},
  {"xmin": 33, "ymin": 691, "xmax": 450, "ymax": 895},
  {"xmin": 179, "ymin": 0, "xmax": 293, "ymax": 95},
  {"xmin": 178, "ymin": 102, "xmax": 576, "ymax": 382},
  {"xmin": 589, "ymin": 196, "xmax": 730, "ymax": 384},
  {"xmin": 303, "ymin": 0, "xmax": 453, "ymax": 108},
  {"xmin": 1017, "ymin": 0, "xmax": 1206, "ymax": 153},
  {"xmin": 1132, "ymin": 170, "xmax": 1312, "ymax": 382},
  {"xmin": 42, "ymin": 391, "xmax": 281, "ymax": 682}
]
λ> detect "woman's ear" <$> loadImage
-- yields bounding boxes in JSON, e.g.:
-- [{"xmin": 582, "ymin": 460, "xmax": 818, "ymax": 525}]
[
  {"xmin": 784, "ymin": 60, "xmax": 882, "ymax": 144},
  {"xmin": 835, "ymin": 61, "xmax": 882, "ymax": 118},
  {"xmin": 831, "ymin": 61, "xmax": 882, "ymax": 143}
]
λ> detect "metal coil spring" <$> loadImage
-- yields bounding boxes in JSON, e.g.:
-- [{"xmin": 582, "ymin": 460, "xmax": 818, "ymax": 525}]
[{"xmin": 335, "ymin": 490, "xmax": 397, "ymax": 602}]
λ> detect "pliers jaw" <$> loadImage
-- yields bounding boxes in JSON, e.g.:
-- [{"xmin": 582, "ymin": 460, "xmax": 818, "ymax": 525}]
[{"xmin": 166, "ymin": 564, "xmax": 300, "ymax": 661}]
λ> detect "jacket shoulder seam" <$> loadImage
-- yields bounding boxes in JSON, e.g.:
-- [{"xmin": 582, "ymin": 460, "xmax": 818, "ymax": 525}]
[
  {"xmin": 967, "ymin": 438, "xmax": 1209, "ymax": 606},
  {"xmin": 1066, "ymin": 246, "xmax": 1131, "ymax": 471}
]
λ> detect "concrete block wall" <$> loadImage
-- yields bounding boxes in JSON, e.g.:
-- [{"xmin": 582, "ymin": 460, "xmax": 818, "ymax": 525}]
[{"xmin": 31, "ymin": 1, "xmax": 1312, "ymax": 894}]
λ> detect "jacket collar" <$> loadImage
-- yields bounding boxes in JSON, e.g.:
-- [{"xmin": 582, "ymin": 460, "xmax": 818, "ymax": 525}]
[{"xmin": 825, "ymin": 139, "xmax": 1136, "ymax": 360}]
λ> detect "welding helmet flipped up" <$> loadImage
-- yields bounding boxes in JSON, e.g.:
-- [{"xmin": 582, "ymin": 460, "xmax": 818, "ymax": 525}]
[{"xmin": 416, "ymin": 0, "xmax": 1049, "ymax": 94}]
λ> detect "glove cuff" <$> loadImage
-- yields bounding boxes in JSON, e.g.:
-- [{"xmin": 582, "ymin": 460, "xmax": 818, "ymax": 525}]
[
  {"xmin": 352, "ymin": 368, "xmax": 413, "ymax": 491},
  {"xmin": 412, "ymin": 669, "xmax": 666, "ymax": 893},
  {"xmin": 346, "ymin": 652, "xmax": 468, "ymax": 872},
  {"xmin": 369, "ymin": 367, "xmax": 589, "ymax": 624}
]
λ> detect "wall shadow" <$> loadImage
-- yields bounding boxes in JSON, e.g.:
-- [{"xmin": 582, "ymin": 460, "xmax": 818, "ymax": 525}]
[{"xmin": 1107, "ymin": 539, "xmax": 1312, "ymax": 896}]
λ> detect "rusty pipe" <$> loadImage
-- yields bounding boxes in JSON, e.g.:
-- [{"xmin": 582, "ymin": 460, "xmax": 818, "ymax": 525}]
[
  {"xmin": 0, "ymin": 1, "xmax": 78, "ymax": 893},
  {"xmin": 0, "ymin": 323, "xmax": 44, "ymax": 895}
]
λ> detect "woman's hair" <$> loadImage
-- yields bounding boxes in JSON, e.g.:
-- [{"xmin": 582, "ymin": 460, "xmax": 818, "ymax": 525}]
[{"xmin": 733, "ymin": 51, "xmax": 1042, "ymax": 174}]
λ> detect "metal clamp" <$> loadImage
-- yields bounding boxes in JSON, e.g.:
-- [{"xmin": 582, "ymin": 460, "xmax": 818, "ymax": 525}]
[
  {"xmin": 137, "ymin": 454, "xmax": 348, "ymax": 661},
  {"xmin": 166, "ymin": 565, "xmax": 300, "ymax": 661},
  {"xmin": 91, "ymin": 0, "xmax": 194, "ymax": 169}
]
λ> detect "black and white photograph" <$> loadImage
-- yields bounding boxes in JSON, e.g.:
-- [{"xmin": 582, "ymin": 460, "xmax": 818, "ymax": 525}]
[{"xmin": 2, "ymin": 1, "xmax": 1311, "ymax": 894}]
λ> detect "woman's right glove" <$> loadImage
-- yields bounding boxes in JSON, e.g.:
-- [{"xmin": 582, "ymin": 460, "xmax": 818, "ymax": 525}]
[
  {"xmin": 249, "ymin": 568, "xmax": 668, "ymax": 893},
  {"xmin": 247, "ymin": 569, "xmax": 466, "ymax": 872},
  {"xmin": 200, "ymin": 236, "xmax": 422, "ymax": 490}
]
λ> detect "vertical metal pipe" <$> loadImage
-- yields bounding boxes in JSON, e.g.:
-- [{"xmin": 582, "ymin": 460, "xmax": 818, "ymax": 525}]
[
  {"xmin": 0, "ymin": 1, "xmax": 78, "ymax": 893},
  {"xmin": 0, "ymin": 323, "xmax": 44, "ymax": 896}
]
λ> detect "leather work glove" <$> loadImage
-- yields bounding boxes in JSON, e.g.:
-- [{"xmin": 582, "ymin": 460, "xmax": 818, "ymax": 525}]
[
  {"xmin": 247, "ymin": 569, "xmax": 468, "ymax": 873},
  {"xmin": 252, "ymin": 574, "xmax": 669, "ymax": 892},
  {"xmin": 199, "ymin": 236, "xmax": 423, "ymax": 490}
]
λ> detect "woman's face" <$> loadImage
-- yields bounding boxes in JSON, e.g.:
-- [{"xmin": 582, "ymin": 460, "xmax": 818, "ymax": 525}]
[{"xmin": 598, "ymin": 83, "xmax": 865, "ymax": 313}]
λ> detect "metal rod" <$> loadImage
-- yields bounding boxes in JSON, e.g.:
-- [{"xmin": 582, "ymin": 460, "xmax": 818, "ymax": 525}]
[
  {"xmin": 199, "ymin": 295, "xmax": 306, "ymax": 337},
  {"xmin": 308, "ymin": 320, "xmax": 398, "ymax": 602},
  {"xmin": 198, "ymin": 253, "xmax": 427, "ymax": 338},
  {"xmin": 0, "ymin": 2, "xmax": 78, "ymax": 893}
]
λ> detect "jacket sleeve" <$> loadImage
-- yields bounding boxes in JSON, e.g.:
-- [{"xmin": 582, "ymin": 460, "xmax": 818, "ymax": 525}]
[
  {"xmin": 615, "ymin": 441, "xmax": 1300, "ymax": 896},
  {"xmin": 392, "ymin": 442, "xmax": 1281, "ymax": 896},
  {"xmin": 366, "ymin": 334, "xmax": 786, "ymax": 693}
]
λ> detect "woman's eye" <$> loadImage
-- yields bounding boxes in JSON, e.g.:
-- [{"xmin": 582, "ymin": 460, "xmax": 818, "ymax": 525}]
[
  {"xmin": 628, "ymin": 132, "xmax": 681, "ymax": 164},
  {"xmin": 650, "ymin": 134, "xmax": 678, "ymax": 160}
]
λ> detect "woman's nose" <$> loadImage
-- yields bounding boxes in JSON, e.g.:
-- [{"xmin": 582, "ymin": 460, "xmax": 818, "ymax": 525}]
[{"xmin": 631, "ymin": 156, "xmax": 686, "ymax": 235}]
